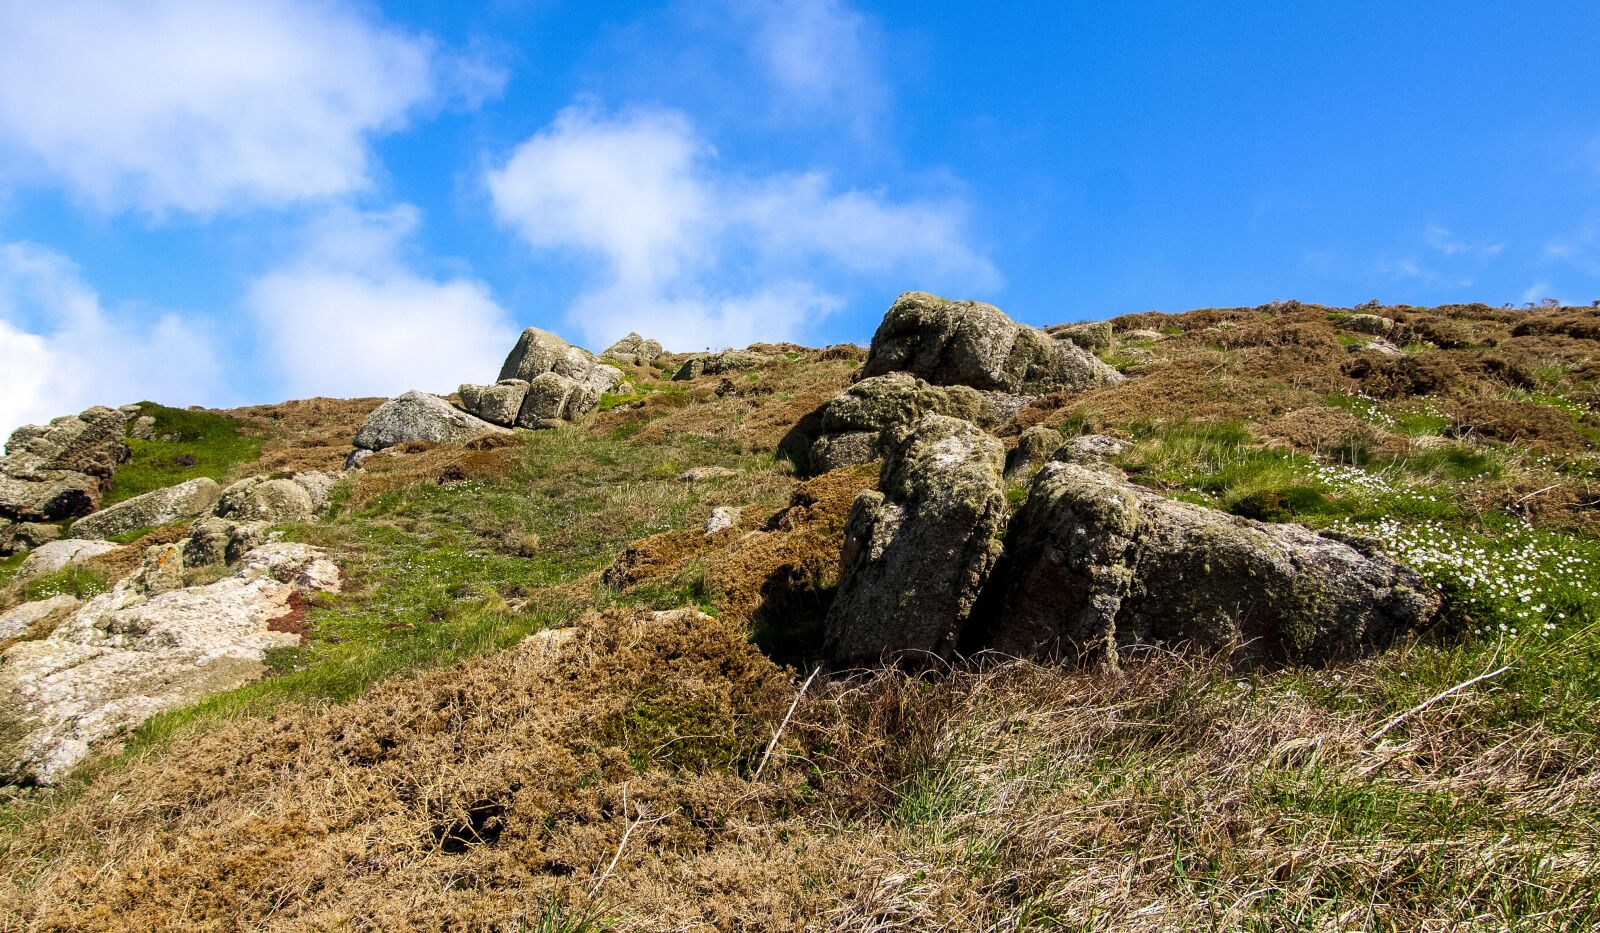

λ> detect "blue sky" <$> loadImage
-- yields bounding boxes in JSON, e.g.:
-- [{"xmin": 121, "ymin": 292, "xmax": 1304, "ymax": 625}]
[{"xmin": 1, "ymin": 1, "xmax": 1598, "ymax": 438}]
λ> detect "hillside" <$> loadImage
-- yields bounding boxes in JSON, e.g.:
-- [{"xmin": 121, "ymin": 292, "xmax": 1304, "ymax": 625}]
[{"xmin": 2, "ymin": 294, "xmax": 1599, "ymax": 930}]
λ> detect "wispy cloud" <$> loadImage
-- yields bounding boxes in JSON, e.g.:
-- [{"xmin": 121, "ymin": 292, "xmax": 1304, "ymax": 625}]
[
  {"xmin": 739, "ymin": 0, "xmax": 889, "ymax": 134},
  {"xmin": 1422, "ymin": 224, "xmax": 1503, "ymax": 259},
  {"xmin": 0, "ymin": 0, "xmax": 501, "ymax": 216},
  {"xmin": 246, "ymin": 205, "xmax": 518, "ymax": 399},
  {"xmin": 486, "ymin": 103, "xmax": 997, "ymax": 350},
  {"xmin": 0, "ymin": 242, "xmax": 226, "ymax": 441}
]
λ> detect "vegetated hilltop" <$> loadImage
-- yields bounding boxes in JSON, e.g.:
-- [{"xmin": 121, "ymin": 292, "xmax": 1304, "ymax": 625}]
[{"xmin": 2, "ymin": 294, "xmax": 1599, "ymax": 930}]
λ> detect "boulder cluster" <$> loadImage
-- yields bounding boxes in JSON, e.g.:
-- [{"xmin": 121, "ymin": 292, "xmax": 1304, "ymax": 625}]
[
  {"xmin": 813, "ymin": 292, "xmax": 1443, "ymax": 669},
  {"xmin": 0, "ymin": 406, "xmax": 133, "ymax": 555},
  {"xmin": 352, "ymin": 327, "xmax": 650, "ymax": 454}
]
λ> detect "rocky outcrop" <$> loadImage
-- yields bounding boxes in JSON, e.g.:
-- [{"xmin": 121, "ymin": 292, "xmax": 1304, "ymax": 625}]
[
  {"xmin": 1338, "ymin": 313, "xmax": 1396, "ymax": 336},
  {"xmin": 0, "ymin": 407, "xmax": 130, "ymax": 528},
  {"xmin": 859, "ymin": 292, "xmax": 1122, "ymax": 396},
  {"xmin": 517, "ymin": 371, "xmax": 604, "ymax": 427},
  {"xmin": 604, "ymin": 332, "xmax": 664, "ymax": 366},
  {"xmin": 0, "ymin": 542, "xmax": 341, "ymax": 784},
  {"xmin": 70, "ymin": 477, "xmax": 221, "ymax": 540},
  {"xmin": 1051, "ymin": 434, "xmax": 1130, "ymax": 465},
  {"xmin": 823, "ymin": 414, "xmax": 1007, "ymax": 664},
  {"xmin": 499, "ymin": 327, "xmax": 622, "ymax": 393},
  {"xmin": 215, "ymin": 476, "xmax": 316, "ymax": 524},
  {"xmin": 808, "ymin": 373, "xmax": 989, "ymax": 472},
  {"xmin": 458, "ymin": 380, "xmax": 530, "ymax": 427},
  {"xmin": 353, "ymin": 391, "xmax": 512, "ymax": 451},
  {"xmin": 1048, "ymin": 320, "xmax": 1114, "ymax": 353},
  {"xmin": 1003, "ymin": 425, "xmax": 1065, "ymax": 480},
  {"xmin": 11, "ymin": 522, "xmax": 63, "ymax": 550},
  {"xmin": 0, "ymin": 595, "xmax": 79, "ymax": 643},
  {"xmin": 13, "ymin": 539, "xmax": 124, "ymax": 584},
  {"xmin": 975, "ymin": 463, "xmax": 1442, "ymax": 668},
  {"xmin": 673, "ymin": 349, "xmax": 769, "ymax": 381}
]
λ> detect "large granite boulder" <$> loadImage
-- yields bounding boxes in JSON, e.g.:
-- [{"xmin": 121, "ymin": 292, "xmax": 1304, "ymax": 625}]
[
  {"xmin": 823, "ymin": 414, "xmax": 1007, "ymax": 664},
  {"xmin": 1003, "ymin": 424, "xmax": 1066, "ymax": 480},
  {"xmin": 859, "ymin": 292, "xmax": 1122, "ymax": 395},
  {"xmin": 353, "ymin": 391, "xmax": 512, "ymax": 451},
  {"xmin": 70, "ymin": 477, "xmax": 221, "ymax": 540},
  {"xmin": 0, "ymin": 542, "xmax": 341, "ymax": 784},
  {"xmin": 809, "ymin": 373, "xmax": 989, "ymax": 473},
  {"xmin": 517, "ymin": 371, "xmax": 604, "ymax": 427},
  {"xmin": 0, "ymin": 406, "xmax": 131, "ymax": 528},
  {"xmin": 458, "ymin": 380, "xmax": 529, "ymax": 427},
  {"xmin": 672, "ymin": 349, "xmax": 769, "ymax": 381},
  {"xmin": 603, "ymin": 332, "xmax": 665, "ymax": 366},
  {"xmin": 499, "ymin": 327, "xmax": 621, "ymax": 392},
  {"xmin": 976, "ymin": 463, "xmax": 1442, "ymax": 668},
  {"xmin": 13, "ymin": 539, "xmax": 125, "ymax": 585},
  {"xmin": 0, "ymin": 595, "xmax": 79, "ymax": 643},
  {"xmin": 1048, "ymin": 320, "xmax": 1114, "ymax": 353},
  {"xmin": 214, "ymin": 476, "xmax": 316, "ymax": 524}
]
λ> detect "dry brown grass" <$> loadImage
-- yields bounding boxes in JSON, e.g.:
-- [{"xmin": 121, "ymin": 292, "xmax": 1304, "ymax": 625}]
[{"xmin": 224, "ymin": 397, "xmax": 385, "ymax": 475}]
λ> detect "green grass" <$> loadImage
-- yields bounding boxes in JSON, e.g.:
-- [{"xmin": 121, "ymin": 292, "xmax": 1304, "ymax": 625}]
[
  {"xmin": 102, "ymin": 403, "xmax": 261, "ymax": 505},
  {"xmin": 18, "ymin": 565, "xmax": 109, "ymax": 603}
]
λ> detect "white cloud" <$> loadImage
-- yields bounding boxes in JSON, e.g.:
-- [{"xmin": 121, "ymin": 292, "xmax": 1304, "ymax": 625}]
[
  {"xmin": 0, "ymin": 0, "xmax": 497, "ymax": 215},
  {"xmin": 486, "ymin": 104, "xmax": 997, "ymax": 349},
  {"xmin": 0, "ymin": 242, "xmax": 225, "ymax": 442},
  {"xmin": 246, "ymin": 205, "xmax": 518, "ymax": 399},
  {"xmin": 1423, "ymin": 224, "xmax": 1503, "ymax": 258},
  {"xmin": 741, "ymin": 0, "xmax": 887, "ymax": 131}
]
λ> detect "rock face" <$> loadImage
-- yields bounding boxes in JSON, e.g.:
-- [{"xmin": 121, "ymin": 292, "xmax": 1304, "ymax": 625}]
[
  {"xmin": 604, "ymin": 332, "xmax": 664, "ymax": 366},
  {"xmin": 518, "ymin": 371, "xmax": 603, "ymax": 427},
  {"xmin": 215, "ymin": 476, "xmax": 316, "ymax": 524},
  {"xmin": 1004, "ymin": 425, "xmax": 1065, "ymax": 480},
  {"xmin": 0, "ymin": 595, "xmax": 79, "ymax": 643},
  {"xmin": 13, "ymin": 539, "xmax": 125, "ymax": 584},
  {"xmin": 809, "ymin": 372, "xmax": 989, "ymax": 473},
  {"xmin": 353, "ymin": 391, "xmax": 512, "ymax": 451},
  {"xmin": 859, "ymin": 292, "xmax": 1122, "ymax": 396},
  {"xmin": 0, "ymin": 407, "xmax": 130, "ymax": 528},
  {"xmin": 1052, "ymin": 434, "xmax": 1130, "ymax": 465},
  {"xmin": 673, "ymin": 350, "xmax": 769, "ymax": 381},
  {"xmin": 70, "ymin": 477, "xmax": 222, "ymax": 540},
  {"xmin": 823, "ymin": 414, "xmax": 1007, "ymax": 664},
  {"xmin": 976, "ymin": 463, "xmax": 1442, "ymax": 668},
  {"xmin": 1049, "ymin": 320, "xmax": 1114, "ymax": 353},
  {"xmin": 499, "ymin": 327, "xmax": 621, "ymax": 392},
  {"xmin": 458, "ymin": 380, "xmax": 530, "ymax": 427},
  {"xmin": 0, "ymin": 542, "xmax": 342, "ymax": 784}
]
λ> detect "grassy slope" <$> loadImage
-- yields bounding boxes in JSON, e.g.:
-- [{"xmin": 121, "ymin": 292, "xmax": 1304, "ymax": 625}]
[
  {"xmin": 3, "ymin": 310, "xmax": 1599, "ymax": 929},
  {"xmin": 101, "ymin": 402, "xmax": 262, "ymax": 505}
]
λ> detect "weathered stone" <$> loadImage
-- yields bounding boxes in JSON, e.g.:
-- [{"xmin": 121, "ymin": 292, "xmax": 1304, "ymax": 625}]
[
  {"xmin": 859, "ymin": 292, "xmax": 1122, "ymax": 395},
  {"xmin": 127, "ymin": 541, "xmax": 186, "ymax": 596},
  {"xmin": 978, "ymin": 463, "xmax": 1441, "ymax": 668},
  {"xmin": 0, "ymin": 543, "xmax": 342, "ymax": 784},
  {"xmin": 291, "ymin": 472, "xmax": 339, "ymax": 514},
  {"xmin": 823, "ymin": 414, "xmax": 1007, "ymax": 664},
  {"xmin": 808, "ymin": 372, "xmax": 989, "ymax": 472},
  {"xmin": 517, "ymin": 372, "xmax": 602, "ymax": 425},
  {"xmin": 0, "ymin": 471, "xmax": 99, "ymax": 523},
  {"xmin": 498, "ymin": 327, "xmax": 621, "ymax": 393},
  {"xmin": 705, "ymin": 506, "xmax": 741, "ymax": 537},
  {"xmin": 672, "ymin": 350, "xmax": 769, "ymax": 381},
  {"xmin": 353, "ymin": 390, "xmax": 512, "ymax": 451},
  {"xmin": 458, "ymin": 379, "xmax": 529, "ymax": 427},
  {"xmin": 0, "ymin": 595, "xmax": 79, "ymax": 642},
  {"xmin": 1004, "ymin": 425, "xmax": 1065, "ymax": 480},
  {"xmin": 344, "ymin": 448, "xmax": 373, "ymax": 471},
  {"xmin": 13, "ymin": 522, "xmax": 64, "ymax": 549},
  {"xmin": 1121, "ymin": 328, "xmax": 1166, "ymax": 342},
  {"xmin": 70, "ymin": 477, "xmax": 221, "ymax": 540},
  {"xmin": 1339, "ymin": 313, "xmax": 1396, "ymax": 336},
  {"xmin": 3, "ymin": 407, "xmax": 129, "ymax": 478},
  {"xmin": 215, "ymin": 477, "xmax": 315, "ymax": 525},
  {"xmin": 1051, "ymin": 434, "xmax": 1130, "ymax": 465},
  {"xmin": 1049, "ymin": 320, "xmax": 1114, "ymax": 353},
  {"xmin": 128, "ymin": 415, "xmax": 157, "ymax": 440},
  {"xmin": 183, "ymin": 517, "xmax": 271, "ymax": 568},
  {"xmin": 13, "ymin": 539, "xmax": 124, "ymax": 584},
  {"xmin": 678, "ymin": 466, "xmax": 738, "ymax": 482},
  {"xmin": 604, "ymin": 332, "xmax": 664, "ymax": 366}
]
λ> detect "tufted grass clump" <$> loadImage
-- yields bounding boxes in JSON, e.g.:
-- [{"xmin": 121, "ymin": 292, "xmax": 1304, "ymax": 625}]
[{"xmin": 102, "ymin": 403, "xmax": 261, "ymax": 505}]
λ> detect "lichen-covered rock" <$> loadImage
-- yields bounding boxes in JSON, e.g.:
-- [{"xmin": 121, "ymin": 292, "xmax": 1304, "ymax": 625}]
[
  {"xmin": 498, "ymin": 327, "xmax": 621, "ymax": 392},
  {"xmin": 70, "ymin": 477, "xmax": 221, "ymax": 540},
  {"xmin": 0, "ymin": 542, "xmax": 342, "ymax": 784},
  {"xmin": 808, "ymin": 372, "xmax": 989, "ymax": 472},
  {"xmin": 13, "ymin": 539, "xmax": 125, "ymax": 584},
  {"xmin": 127, "ymin": 541, "xmax": 186, "ymax": 596},
  {"xmin": 3, "ymin": 407, "xmax": 129, "ymax": 479},
  {"xmin": 603, "ymin": 332, "xmax": 664, "ymax": 366},
  {"xmin": 1339, "ymin": 313, "xmax": 1396, "ymax": 336},
  {"xmin": 517, "ymin": 371, "xmax": 604, "ymax": 426},
  {"xmin": 1004, "ymin": 425, "xmax": 1065, "ymax": 480},
  {"xmin": 672, "ymin": 349, "xmax": 769, "ymax": 381},
  {"xmin": 0, "ymin": 471, "xmax": 100, "ymax": 524},
  {"xmin": 0, "ymin": 595, "xmax": 79, "ymax": 643},
  {"xmin": 215, "ymin": 477, "xmax": 315, "ymax": 524},
  {"xmin": 1049, "ymin": 320, "xmax": 1114, "ymax": 352},
  {"xmin": 353, "ymin": 390, "xmax": 512, "ymax": 451},
  {"xmin": 859, "ymin": 292, "xmax": 1122, "ymax": 395},
  {"xmin": 291, "ymin": 471, "xmax": 339, "ymax": 514},
  {"xmin": 12, "ymin": 522, "xmax": 64, "ymax": 550},
  {"xmin": 183, "ymin": 516, "xmax": 271, "ymax": 568},
  {"xmin": 823, "ymin": 414, "xmax": 1007, "ymax": 664},
  {"xmin": 458, "ymin": 379, "xmax": 529, "ymax": 426},
  {"xmin": 1051, "ymin": 434, "xmax": 1130, "ymax": 465},
  {"xmin": 977, "ymin": 463, "xmax": 1441, "ymax": 668},
  {"xmin": 705, "ymin": 506, "xmax": 741, "ymax": 537}
]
